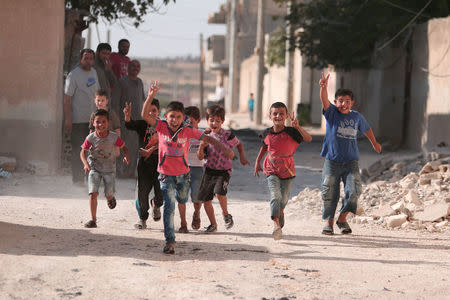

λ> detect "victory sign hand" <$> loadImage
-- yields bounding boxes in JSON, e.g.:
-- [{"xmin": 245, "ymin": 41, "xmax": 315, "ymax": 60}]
[
  {"xmin": 319, "ymin": 72, "xmax": 330, "ymax": 88},
  {"xmin": 148, "ymin": 80, "xmax": 161, "ymax": 99}
]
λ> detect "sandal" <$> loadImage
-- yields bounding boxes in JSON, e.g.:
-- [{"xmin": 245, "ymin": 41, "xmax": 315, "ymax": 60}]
[
  {"xmin": 272, "ymin": 227, "xmax": 282, "ymax": 240},
  {"xmin": 178, "ymin": 225, "xmax": 189, "ymax": 233},
  {"xmin": 204, "ymin": 224, "xmax": 217, "ymax": 233},
  {"xmin": 134, "ymin": 219, "xmax": 147, "ymax": 229},
  {"xmin": 84, "ymin": 220, "xmax": 97, "ymax": 228},
  {"xmin": 151, "ymin": 198, "xmax": 161, "ymax": 221},
  {"xmin": 107, "ymin": 197, "xmax": 116, "ymax": 209},
  {"xmin": 336, "ymin": 221, "xmax": 352, "ymax": 234},
  {"xmin": 163, "ymin": 243, "xmax": 175, "ymax": 254},
  {"xmin": 321, "ymin": 225, "xmax": 334, "ymax": 235},
  {"xmin": 191, "ymin": 213, "xmax": 201, "ymax": 230}
]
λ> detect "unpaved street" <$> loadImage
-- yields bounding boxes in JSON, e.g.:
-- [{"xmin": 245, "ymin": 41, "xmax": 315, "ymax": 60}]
[{"xmin": 1, "ymin": 129, "xmax": 449, "ymax": 300}]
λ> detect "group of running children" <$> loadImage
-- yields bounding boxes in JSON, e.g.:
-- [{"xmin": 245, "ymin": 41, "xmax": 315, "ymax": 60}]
[{"xmin": 80, "ymin": 73, "xmax": 382, "ymax": 254}]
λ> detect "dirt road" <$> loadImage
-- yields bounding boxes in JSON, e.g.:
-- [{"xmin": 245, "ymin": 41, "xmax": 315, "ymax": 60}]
[{"xmin": 1, "ymin": 129, "xmax": 449, "ymax": 299}]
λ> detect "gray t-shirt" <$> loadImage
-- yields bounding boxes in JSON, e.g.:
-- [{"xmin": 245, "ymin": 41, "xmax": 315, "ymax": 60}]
[
  {"xmin": 83, "ymin": 131, "xmax": 123, "ymax": 173},
  {"xmin": 65, "ymin": 66, "xmax": 100, "ymax": 123}
]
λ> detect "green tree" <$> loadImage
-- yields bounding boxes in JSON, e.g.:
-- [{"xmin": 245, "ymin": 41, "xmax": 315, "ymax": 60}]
[
  {"xmin": 266, "ymin": 26, "xmax": 286, "ymax": 67},
  {"xmin": 273, "ymin": 0, "xmax": 450, "ymax": 70},
  {"xmin": 66, "ymin": 0, "xmax": 175, "ymax": 27}
]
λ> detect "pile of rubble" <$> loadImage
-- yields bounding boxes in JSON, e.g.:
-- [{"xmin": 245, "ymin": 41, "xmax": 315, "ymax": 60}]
[{"xmin": 291, "ymin": 153, "xmax": 450, "ymax": 232}]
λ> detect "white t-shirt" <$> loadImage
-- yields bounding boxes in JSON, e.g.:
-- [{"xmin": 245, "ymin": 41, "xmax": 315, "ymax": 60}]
[{"xmin": 65, "ymin": 66, "xmax": 100, "ymax": 123}]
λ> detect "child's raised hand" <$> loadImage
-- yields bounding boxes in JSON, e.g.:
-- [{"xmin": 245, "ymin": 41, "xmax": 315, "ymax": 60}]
[
  {"xmin": 319, "ymin": 72, "xmax": 330, "ymax": 88},
  {"xmin": 147, "ymin": 80, "xmax": 162, "ymax": 98},
  {"xmin": 123, "ymin": 102, "xmax": 132, "ymax": 119},
  {"xmin": 289, "ymin": 112, "xmax": 299, "ymax": 128},
  {"xmin": 123, "ymin": 155, "xmax": 130, "ymax": 165}
]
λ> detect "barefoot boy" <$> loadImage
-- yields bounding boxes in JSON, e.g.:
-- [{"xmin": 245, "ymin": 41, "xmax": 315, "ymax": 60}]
[
  {"xmin": 141, "ymin": 82, "xmax": 233, "ymax": 254},
  {"xmin": 254, "ymin": 102, "xmax": 312, "ymax": 240},
  {"xmin": 80, "ymin": 109, "xmax": 130, "ymax": 228},
  {"xmin": 319, "ymin": 73, "xmax": 381, "ymax": 235}
]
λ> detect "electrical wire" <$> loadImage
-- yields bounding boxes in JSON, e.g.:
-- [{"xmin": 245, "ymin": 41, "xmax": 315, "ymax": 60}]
[{"xmin": 376, "ymin": 0, "xmax": 433, "ymax": 52}]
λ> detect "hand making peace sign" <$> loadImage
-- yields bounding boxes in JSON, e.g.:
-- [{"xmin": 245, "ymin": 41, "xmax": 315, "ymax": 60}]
[{"xmin": 319, "ymin": 72, "xmax": 330, "ymax": 88}]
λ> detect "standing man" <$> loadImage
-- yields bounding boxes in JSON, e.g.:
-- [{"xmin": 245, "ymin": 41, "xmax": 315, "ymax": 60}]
[
  {"xmin": 64, "ymin": 48, "xmax": 100, "ymax": 184},
  {"xmin": 109, "ymin": 39, "xmax": 130, "ymax": 80},
  {"xmin": 112, "ymin": 60, "xmax": 145, "ymax": 177},
  {"xmin": 94, "ymin": 43, "xmax": 117, "ymax": 99},
  {"xmin": 215, "ymin": 82, "xmax": 225, "ymax": 107}
]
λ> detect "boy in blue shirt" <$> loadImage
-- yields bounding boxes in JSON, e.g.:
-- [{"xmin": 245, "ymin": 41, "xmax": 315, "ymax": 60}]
[{"xmin": 319, "ymin": 73, "xmax": 381, "ymax": 235}]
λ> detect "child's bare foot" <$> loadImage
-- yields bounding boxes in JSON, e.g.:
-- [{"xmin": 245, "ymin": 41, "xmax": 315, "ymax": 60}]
[
  {"xmin": 191, "ymin": 212, "xmax": 201, "ymax": 230},
  {"xmin": 178, "ymin": 225, "xmax": 189, "ymax": 233}
]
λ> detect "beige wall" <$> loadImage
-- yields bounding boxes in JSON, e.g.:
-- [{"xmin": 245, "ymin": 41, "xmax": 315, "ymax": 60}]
[
  {"xmin": 410, "ymin": 17, "xmax": 450, "ymax": 150},
  {"xmin": 0, "ymin": 0, "xmax": 65, "ymax": 170}
]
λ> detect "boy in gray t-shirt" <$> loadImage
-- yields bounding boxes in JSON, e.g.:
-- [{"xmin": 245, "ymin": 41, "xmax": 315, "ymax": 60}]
[{"xmin": 80, "ymin": 109, "xmax": 130, "ymax": 228}]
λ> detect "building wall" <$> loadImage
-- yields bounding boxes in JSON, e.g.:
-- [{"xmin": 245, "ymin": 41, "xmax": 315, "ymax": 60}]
[
  {"xmin": 410, "ymin": 17, "xmax": 450, "ymax": 150},
  {"xmin": 0, "ymin": 0, "xmax": 65, "ymax": 171}
]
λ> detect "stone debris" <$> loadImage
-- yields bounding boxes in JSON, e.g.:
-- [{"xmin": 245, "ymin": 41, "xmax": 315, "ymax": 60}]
[
  {"xmin": 0, "ymin": 156, "xmax": 17, "ymax": 172},
  {"xmin": 291, "ymin": 154, "xmax": 450, "ymax": 232},
  {"xmin": 26, "ymin": 160, "xmax": 49, "ymax": 175}
]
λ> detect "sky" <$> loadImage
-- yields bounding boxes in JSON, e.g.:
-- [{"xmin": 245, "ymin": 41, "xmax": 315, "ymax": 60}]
[{"xmin": 83, "ymin": 0, "xmax": 226, "ymax": 58}]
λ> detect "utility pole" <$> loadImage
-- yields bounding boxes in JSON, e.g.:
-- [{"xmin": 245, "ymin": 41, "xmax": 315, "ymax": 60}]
[
  {"xmin": 255, "ymin": 0, "xmax": 265, "ymax": 125},
  {"xmin": 199, "ymin": 33, "xmax": 205, "ymax": 117},
  {"xmin": 107, "ymin": 29, "xmax": 111, "ymax": 44},
  {"xmin": 87, "ymin": 25, "xmax": 91, "ymax": 49},
  {"xmin": 227, "ymin": 0, "xmax": 238, "ymax": 113},
  {"xmin": 285, "ymin": 0, "xmax": 295, "ymax": 118}
]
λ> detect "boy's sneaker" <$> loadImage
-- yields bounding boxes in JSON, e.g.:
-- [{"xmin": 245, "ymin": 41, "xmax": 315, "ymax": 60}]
[
  {"xmin": 204, "ymin": 224, "xmax": 217, "ymax": 233},
  {"xmin": 223, "ymin": 214, "xmax": 234, "ymax": 229},
  {"xmin": 134, "ymin": 219, "xmax": 147, "ymax": 229},
  {"xmin": 151, "ymin": 198, "xmax": 161, "ymax": 221}
]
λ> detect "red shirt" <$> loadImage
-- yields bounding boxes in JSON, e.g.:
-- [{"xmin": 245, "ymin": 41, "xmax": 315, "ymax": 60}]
[
  {"xmin": 154, "ymin": 120, "xmax": 203, "ymax": 176},
  {"xmin": 262, "ymin": 127, "xmax": 303, "ymax": 179},
  {"xmin": 109, "ymin": 52, "xmax": 130, "ymax": 80}
]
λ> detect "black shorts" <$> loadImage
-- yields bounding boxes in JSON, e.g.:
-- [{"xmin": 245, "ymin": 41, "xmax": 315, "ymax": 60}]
[{"xmin": 197, "ymin": 168, "xmax": 230, "ymax": 202}]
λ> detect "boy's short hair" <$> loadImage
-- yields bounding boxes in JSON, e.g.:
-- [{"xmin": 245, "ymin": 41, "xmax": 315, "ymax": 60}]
[
  {"xmin": 335, "ymin": 89, "xmax": 354, "ymax": 100},
  {"xmin": 270, "ymin": 102, "xmax": 288, "ymax": 113},
  {"xmin": 96, "ymin": 43, "xmax": 112, "ymax": 53},
  {"xmin": 185, "ymin": 106, "xmax": 200, "ymax": 120},
  {"xmin": 118, "ymin": 39, "xmax": 130, "ymax": 46},
  {"xmin": 152, "ymin": 98, "xmax": 160, "ymax": 110},
  {"xmin": 93, "ymin": 109, "xmax": 109, "ymax": 120},
  {"xmin": 95, "ymin": 89, "xmax": 109, "ymax": 99},
  {"xmin": 205, "ymin": 104, "xmax": 225, "ymax": 121},
  {"xmin": 166, "ymin": 101, "xmax": 185, "ymax": 114},
  {"xmin": 80, "ymin": 48, "xmax": 95, "ymax": 59}
]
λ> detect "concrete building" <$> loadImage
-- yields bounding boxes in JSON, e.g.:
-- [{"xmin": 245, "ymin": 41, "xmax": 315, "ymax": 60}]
[
  {"xmin": 206, "ymin": 0, "xmax": 286, "ymax": 112},
  {"xmin": 0, "ymin": 0, "xmax": 65, "ymax": 172}
]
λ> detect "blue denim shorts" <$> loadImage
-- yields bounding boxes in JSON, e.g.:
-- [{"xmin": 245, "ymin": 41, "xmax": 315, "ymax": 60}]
[
  {"xmin": 88, "ymin": 169, "xmax": 115, "ymax": 197},
  {"xmin": 189, "ymin": 166, "xmax": 203, "ymax": 203}
]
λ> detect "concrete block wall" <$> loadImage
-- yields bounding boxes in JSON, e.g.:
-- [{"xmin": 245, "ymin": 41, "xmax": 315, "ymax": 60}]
[{"xmin": 0, "ymin": 0, "xmax": 65, "ymax": 171}]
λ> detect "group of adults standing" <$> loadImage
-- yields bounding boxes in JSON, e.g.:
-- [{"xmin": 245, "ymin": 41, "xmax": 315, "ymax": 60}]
[{"xmin": 64, "ymin": 39, "xmax": 146, "ymax": 183}]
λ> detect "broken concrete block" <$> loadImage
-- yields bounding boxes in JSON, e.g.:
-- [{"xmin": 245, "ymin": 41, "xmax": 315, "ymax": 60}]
[
  {"xmin": 391, "ymin": 201, "xmax": 405, "ymax": 212},
  {"xmin": 386, "ymin": 214, "xmax": 408, "ymax": 228},
  {"xmin": 26, "ymin": 160, "xmax": 49, "ymax": 175},
  {"xmin": 438, "ymin": 164, "xmax": 449, "ymax": 174},
  {"xmin": 435, "ymin": 220, "xmax": 448, "ymax": 228},
  {"xmin": 356, "ymin": 204, "xmax": 365, "ymax": 216},
  {"xmin": 0, "ymin": 156, "xmax": 17, "ymax": 172},
  {"xmin": 370, "ymin": 203, "xmax": 395, "ymax": 218},
  {"xmin": 445, "ymin": 197, "xmax": 450, "ymax": 203},
  {"xmin": 419, "ymin": 172, "xmax": 441, "ymax": 185},
  {"xmin": 405, "ymin": 190, "xmax": 422, "ymax": 205},
  {"xmin": 390, "ymin": 162, "xmax": 405, "ymax": 173},
  {"xmin": 419, "ymin": 161, "xmax": 441, "ymax": 175},
  {"xmin": 414, "ymin": 203, "xmax": 450, "ymax": 222}
]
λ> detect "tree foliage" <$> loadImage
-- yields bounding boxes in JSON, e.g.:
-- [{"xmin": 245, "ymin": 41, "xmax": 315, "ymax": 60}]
[
  {"xmin": 266, "ymin": 26, "xmax": 286, "ymax": 67},
  {"xmin": 272, "ymin": 0, "xmax": 450, "ymax": 70},
  {"xmin": 66, "ymin": 0, "xmax": 175, "ymax": 27}
]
